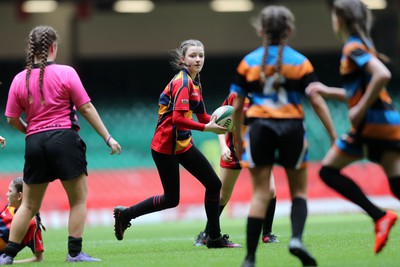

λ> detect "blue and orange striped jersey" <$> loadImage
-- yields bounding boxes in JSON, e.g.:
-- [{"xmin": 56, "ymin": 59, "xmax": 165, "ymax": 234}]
[
  {"xmin": 151, "ymin": 68, "xmax": 208, "ymax": 154},
  {"xmin": 0, "ymin": 205, "xmax": 44, "ymax": 253},
  {"xmin": 341, "ymin": 35, "xmax": 400, "ymax": 140},
  {"xmin": 230, "ymin": 45, "xmax": 317, "ymax": 120}
]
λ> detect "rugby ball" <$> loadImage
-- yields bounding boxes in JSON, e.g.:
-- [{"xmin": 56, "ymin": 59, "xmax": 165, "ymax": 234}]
[{"xmin": 211, "ymin": 105, "xmax": 234, "ymax": 131}]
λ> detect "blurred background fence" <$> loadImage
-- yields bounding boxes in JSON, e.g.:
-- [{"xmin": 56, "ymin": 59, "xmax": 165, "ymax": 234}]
[{"xmin": 0, "ymin": 96, "xmax": 353, "ymax": 172}]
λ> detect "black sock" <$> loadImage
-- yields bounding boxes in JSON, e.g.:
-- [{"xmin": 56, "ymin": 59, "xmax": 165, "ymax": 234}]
[
  {"xmin": 124, "ymin": 196, "xmax": 168, "ymax": 219},
  {"xmin": 68, "ymin": 236, "xmax": 82, "ymax": 257},
  {"xmin": 389, "ymin": 176, "xmax": 400, "ymax": 200},
  {"xmin": 246, "ymin": 217, "xmax": 263, "ymax": 260},
  {"xmin": 320, "ymin": 166, "xmax": 385, "ymax": 221},
  {"xmin": 262, "ymin": 197, "xmax": 276, "ymax": 235},
  {"xmin": 205, "ymin": 193, "xmax": 221, "ymax": 239},
  {"xmin": 4, "ymin": 241, "xmax": 22, "ymax": 258},
  {"xmin": 291, "ymin": 197, "xmax": 307, "ymax": 239},
  {"xmin": 204, "ymin": 205, "xmax": 225, "ymax": 235}
]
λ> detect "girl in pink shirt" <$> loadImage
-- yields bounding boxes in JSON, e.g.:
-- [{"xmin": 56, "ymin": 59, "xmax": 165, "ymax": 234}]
[{"xmin": 1, "ymin": 25, "xmax": 122, "ymax": 265}]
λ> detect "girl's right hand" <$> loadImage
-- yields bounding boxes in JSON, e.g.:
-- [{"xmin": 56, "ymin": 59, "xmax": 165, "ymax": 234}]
[
  {"xmin": 204, "ymin": 116, "xmax": 229, "ymax": 134},
  {"xmin": 106, "ymin": 136, "xmax": 122, "ymax": 155}
]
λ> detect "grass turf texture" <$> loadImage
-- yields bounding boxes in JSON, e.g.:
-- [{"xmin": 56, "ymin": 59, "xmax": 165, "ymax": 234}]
[{"xmin": 16, "ymin": 213, "xmax": 399, "ymax": 266}]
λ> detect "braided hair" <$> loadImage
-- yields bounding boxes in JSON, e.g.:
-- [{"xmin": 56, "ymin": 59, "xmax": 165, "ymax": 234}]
[
  {"xmin": 25, "ymin": 26, "xmax": 58, "ymax": 105},
  {"xmin": 332, "ymin": 0, "xmax": 390, "ymax": 63},
  {"xmin": 253, "ymin": 6, "xmax": 295, "ymax": 89}
]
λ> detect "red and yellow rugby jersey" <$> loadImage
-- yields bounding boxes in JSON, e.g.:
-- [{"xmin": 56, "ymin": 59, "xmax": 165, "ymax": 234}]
[
  {"xmin": 0, "ymin": 205, "xmax": 44, "ymax": 253},
  {"xmin": 230, "ymin": 45, "xmax": 317, "ymax": 120},
  {"xmin": 341, "ymin": 35, "xmax": 400, "ymax": 140},
  {"xmin": 151, "ymin": 68, "xmax": 209, "ymax": 154}
]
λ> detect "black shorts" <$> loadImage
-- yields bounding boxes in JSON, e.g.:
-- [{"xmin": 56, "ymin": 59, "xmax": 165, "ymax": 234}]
[
  {"xmin": 24, "ymin": 129, "xmax": 88, "ymax": 184},
  {"xmin": 245, "ymin": 118, "xmax": 308, "ymax": 169},
  {"xmin": 336, "ymin": 130, "xmax": 400, "ymax": 163}
]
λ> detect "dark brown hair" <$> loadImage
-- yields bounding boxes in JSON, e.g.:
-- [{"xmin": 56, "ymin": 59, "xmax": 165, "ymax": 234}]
[
  {"xmin": 253, "ymin": 6, "xmax": 295, "ymax": 88},
  {"xmin": 25, "ymin": 25, "xmax": 58, "ymax": 105},
  {"xmin": 332, "ymin": 0, "xmax": 389, "ymax": 63}
]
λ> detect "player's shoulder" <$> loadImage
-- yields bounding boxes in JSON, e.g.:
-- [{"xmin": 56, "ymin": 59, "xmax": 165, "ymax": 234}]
[
  {"xmin": 51, "ymin": 64, "xmax": 77, "ymax": 72},
  {"xmin": 343, "ymin": 36, "xmax": 369, "ymax": 55},
  {"xmin": 243, "ymin": 46, "xmax": 308, "ymax": 66},
  {"xmin": 282, "ymin": 46, "xmax": 309, "ymax": 65},
  {"xmin": 13, "ymin": 70, "xmax": 26, "ymax": 82},
  {"xmin": 242, "ymin": 47, "xmax": 264, "ymax": 66}
]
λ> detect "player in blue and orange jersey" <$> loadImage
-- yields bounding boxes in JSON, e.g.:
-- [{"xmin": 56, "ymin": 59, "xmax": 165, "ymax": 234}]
[
  {"xmin": 113, "ymin": 39, "xmax": 241, "ymax": 248},
  {"xmin": 0, "ymin": 177, "xmax": 44, "ymax": 263},
  {"xmin": 231, "ymin": 6, "xmax": 337, "ymax": 267},
  {"xmin": 306, "ymin": 0, "xmax": 399, "ymax": 255},
  {"xmin": 193, "ymin": 91, "xmax": 279, "ymax": 246}
]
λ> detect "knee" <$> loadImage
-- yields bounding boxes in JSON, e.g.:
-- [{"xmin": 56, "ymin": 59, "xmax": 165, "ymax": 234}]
[
  {"xmin": 163, "ymin": 196, "xmax": 179, "ymax": 209},
  {"xmin": 319, "ymin": 166, "xmax": 339, "ymax": 185},
  {"xmin": 206, "ymin": 178, "xmax": 221, "ymax": 194},
  {"xmin": 168, "ymin": 201, "xmax": 179, "ymax": 208},
  {"xmin": 23, "ymin": 204, "xmax": 40, "ymax": 216}
]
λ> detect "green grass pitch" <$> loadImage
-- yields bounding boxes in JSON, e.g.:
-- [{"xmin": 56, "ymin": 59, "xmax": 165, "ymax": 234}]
[{"xmin": 16, "ymin": 212, "xmax": 399, "ymax": 266}]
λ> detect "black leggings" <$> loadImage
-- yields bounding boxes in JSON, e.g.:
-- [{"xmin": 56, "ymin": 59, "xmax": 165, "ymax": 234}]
[{"xmin": 127, "ymin": 146, "xmax": 222, "ymax": 238}]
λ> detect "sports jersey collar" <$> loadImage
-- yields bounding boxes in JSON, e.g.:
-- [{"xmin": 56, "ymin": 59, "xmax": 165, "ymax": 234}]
[
  {"xmin": 32, "ymin": 61, "xmax": 55, "ymax": 69},
  {"xmin": 181, "ymin": 67, "xmax": 190, "ymax": 76},
  {"xmin": 181, "ymin": 68, "xmax": 199, "ymax": 86}
]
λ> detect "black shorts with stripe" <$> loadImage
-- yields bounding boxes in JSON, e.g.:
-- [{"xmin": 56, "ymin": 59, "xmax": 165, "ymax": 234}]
[{"xmin": 24, "ymin": 129, "xmax": 88, "ymax": 184}]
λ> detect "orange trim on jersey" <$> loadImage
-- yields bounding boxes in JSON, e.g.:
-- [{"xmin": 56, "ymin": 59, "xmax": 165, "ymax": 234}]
[
  {"xmin": 237, "ymin": 59, "xmax": 314, "ymax": 83},
  {"xmin": 175, "ymin": 138, "xmax": 192, "ymax": 153},
  {"xmin": 348, "ymin": 89, "xmax": 363, "ymax": 107},
  {"xmin": 246, "ymin": 104, "xmax": 304, "ymax": 119},
  {"xmin": 158, "ymin": 105, "xmax": 169, "ymax": 115},
  {"xmin": 341, "ymin": 42, "xmax": 375, "ymax": 75},
  {"xmin": 184, "ymin": 110, "xmax": 193, "ymax": 119},
  {"xmin": 362, "ymin": 124, "xmax": 400, "ymax": 140},
  {"xmin": 343, "ymin": 42, "xmax": 369, "ymax": 57},
  {"xmin": 379, "ymin": 89, "xmax": 392, "ymax": 104}
]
